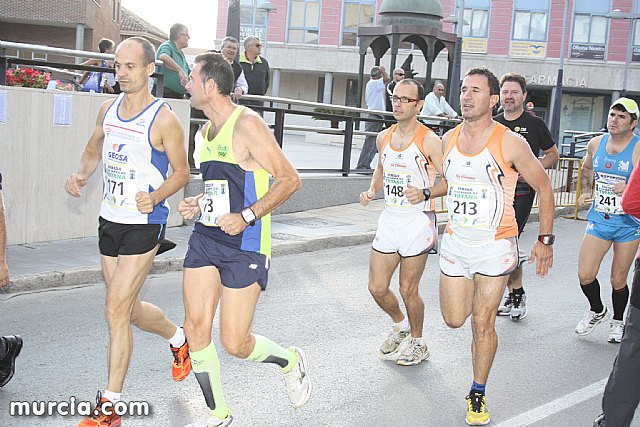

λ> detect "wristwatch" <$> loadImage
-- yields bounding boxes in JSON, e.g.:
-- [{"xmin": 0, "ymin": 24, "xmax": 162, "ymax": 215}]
[
  {"xmin": 241, "ymin": 207, "xmax": 256, "ymax": 226},
  {"xmin": 422, "ymin": 188, "xmax": 431, "ymax": 201},
  {"xmin": 538, "ymin": 234, "xmax": 555, "ymax": 245}
]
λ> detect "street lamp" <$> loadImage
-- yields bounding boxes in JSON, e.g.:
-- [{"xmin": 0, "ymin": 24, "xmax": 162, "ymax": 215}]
[
  {"xmin": 606, "ymin": 9, "xmax": 640, "ymax": 97},
  {"xmin": 550, "ymin": 0, "xmax": 569, "ymax": 145},
  {"xmin": 447, "ymin": 0, "xmax": 465, "ymax": 112},
  {"xmin": 258, "ymin": 1, "xmax": 277, "ymax": 55}
]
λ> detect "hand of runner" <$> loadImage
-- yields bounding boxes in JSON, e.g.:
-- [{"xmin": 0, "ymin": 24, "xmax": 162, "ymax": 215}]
[
  {"xmin": 529, "ymin": 241, "xmax": 553, "ymax": 277},
  {"xmin": 64, "ymin": 173, "xmax": 88, "ymax": 197},
  {"xmin": 136, "ymin": 191, "xmax": 156, "ymax": 214},
  {"xmin": 178, "ymin": 196, "xmax": 201, "ymax": 220},
  {"xmin": 405, "ymin": 183, "xmax": 425, "ymax": 204},
  {"xmin": 577, "ymin": 192, "xmax": 592, "ymax": 208},
  {"xmin": 216, "ymin": 213, "xmax": 247, "ymax": 236},
  {"xmin": 360, "ymin": 190, "xmax": 375, "ymax": 206},
  {"xmin": 613, "ymin": 181, "xmax": 627, "ymax": 196}
]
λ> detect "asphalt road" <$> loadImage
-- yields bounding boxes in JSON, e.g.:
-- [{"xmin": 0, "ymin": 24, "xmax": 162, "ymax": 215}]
[{"xmin": 1, "ymin": 218, "xmax": 639, "ymax": 426}]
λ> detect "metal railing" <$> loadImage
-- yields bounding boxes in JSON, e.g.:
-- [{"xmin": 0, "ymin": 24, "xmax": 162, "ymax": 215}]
[
  {"xmin": 560, "ymin": 130, "xmax": 603, "ymax": 158},
  {"xmin": 0, "ymin": 40, "xmax": 165, "ymax": 95},
  {"xmin": 193, "ymin": 94, "xmax": 461, "ymax": 176}
]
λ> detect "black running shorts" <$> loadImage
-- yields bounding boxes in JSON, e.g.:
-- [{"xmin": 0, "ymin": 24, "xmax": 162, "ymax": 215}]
[{"xmin": 98, "ymin": 217, "xmax": 167, "ymax": 257}]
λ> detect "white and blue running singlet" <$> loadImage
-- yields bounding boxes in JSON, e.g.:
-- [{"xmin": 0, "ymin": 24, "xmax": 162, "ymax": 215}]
[
  {"xmin": 586, "ymin": 133, "xmax": 640, "ymax": 227},
  {"xmin": 100, "ymin": 94, "xmax": 170, "ymax": 224}
]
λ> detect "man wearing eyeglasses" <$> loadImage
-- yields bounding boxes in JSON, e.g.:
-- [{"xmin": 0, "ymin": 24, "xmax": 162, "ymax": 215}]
[
  {"xmin": 240, "ymin": 36, "xmax": 270, "ymax": 114},
  {"xmin": 356, "ymin": 66, "xmax": 391, "ymax": 170},
  {"xmin": 360, "ymin": 79, "xmax": 447, "ymax": 366},
  {"xmin": 384, "ymin": 67, "xmax": 406, "ymax": 112}
]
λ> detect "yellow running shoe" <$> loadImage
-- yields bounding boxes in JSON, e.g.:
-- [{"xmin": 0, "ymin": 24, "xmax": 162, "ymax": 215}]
[{"xmin": 466, "ymin": 392, "xmax": 490, "ymax": 426}]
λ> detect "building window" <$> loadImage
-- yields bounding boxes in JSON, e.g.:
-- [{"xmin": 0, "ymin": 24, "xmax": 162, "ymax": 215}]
[
  {"xmin": 31, "ymin": 52, "xmax": 47, "ymax": 61},
  {"xmin": 240, "ymin": 0, "xmax": 268, "ymax": 41},
  {"xmin": 340, "ymin": 0, "xmax": 375, "ymax": 46},
  {"xmin": 635, "ymin": 1, "xmax": 640, "ymax": 47},
  {"xmin": 287, "ymin": 0, "xmax": 321, "ymax": 44},
  {"xmin": 462, "ymin": 0, "xmax": 490, "ymax": 38},
  {"xmin": 572, "ymin": 1, "xmax": 609, "ymax": 44},
  {"xmin": 512, "ymin": 0, "xmax": 549, "ymax": 41}
]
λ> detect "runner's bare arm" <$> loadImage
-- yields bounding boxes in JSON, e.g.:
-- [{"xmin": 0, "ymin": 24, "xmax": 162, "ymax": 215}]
[
  {"xmin": 139, "ymin": 107, "xmax": 190, "ymax": 211},
  {"xmin": 505, "ymin": 132, "xmax": 554, "ymax": 276},
  {"xmin": 423, "ymin": 130, "xmax": 448, "ymax": 198},
  {"xmin": 237, "ymin": 112, "xmax": 301, "ymax": 219},
  {"xmin": 65, "ymin": 99, "xmax": 114, "ymax": 197},
  {"xmin": 578, "ymin": 136, "xmax": 601, "ymax": 205},
  {"xmin": 360, "ymin": 131, "xmax": 386, "ymax": 206}
]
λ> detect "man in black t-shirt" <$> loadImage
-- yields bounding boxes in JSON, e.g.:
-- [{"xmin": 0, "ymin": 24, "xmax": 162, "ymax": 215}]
[{"xmin": 494, "ymin": 73, "xmax": 559, "ymax": 321}]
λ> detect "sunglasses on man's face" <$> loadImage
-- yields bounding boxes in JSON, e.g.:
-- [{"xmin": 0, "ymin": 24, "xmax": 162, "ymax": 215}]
[{"xmin": 395, "ymin": 72, "xmax": 405, "ymax": 76}]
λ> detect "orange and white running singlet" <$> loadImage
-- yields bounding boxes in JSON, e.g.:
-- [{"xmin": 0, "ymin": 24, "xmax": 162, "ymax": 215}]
[
  {"xmin": 372, "ymin": 123, "xmax": 438, "ymax": 257},
  {"xmin": 440, "ymin": 123, "xmax": 519, "ymax": 278},
  {"xmin": 442, "ymin": 123, "xmax": 518, "ymax": 246}
]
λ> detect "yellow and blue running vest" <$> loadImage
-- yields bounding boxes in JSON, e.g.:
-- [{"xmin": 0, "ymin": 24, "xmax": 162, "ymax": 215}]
[{"xmin": 194, "ymin": 106, "xmax": 272, "ymax": 257}]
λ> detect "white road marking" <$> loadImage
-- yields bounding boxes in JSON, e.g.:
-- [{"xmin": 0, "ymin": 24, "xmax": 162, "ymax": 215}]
[{"xmin": 494, "ymin": 378, "xmax": 608, "ymax": 427}]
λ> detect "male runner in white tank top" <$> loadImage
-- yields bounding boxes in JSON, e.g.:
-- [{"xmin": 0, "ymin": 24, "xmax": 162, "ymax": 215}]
[
  {"xmin": 439, "ymin": 68, "xmax": 555, "ymax": 425},
  {"xmin": 360, "ymin": 79, "xmax": 447, "ymax": 366},
  {"xmin": 65, "ymin": 37, "xmax": 191, "ymax": 427}
]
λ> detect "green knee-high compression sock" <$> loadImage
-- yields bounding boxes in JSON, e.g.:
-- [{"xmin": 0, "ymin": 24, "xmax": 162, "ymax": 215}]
[
  {"xmin": 190, "ymin": 343, "xmax": 230, "ymax": 419},
  {"xmin": 246, "ymin": 334, "xmax": 298, "ymax": 372}
]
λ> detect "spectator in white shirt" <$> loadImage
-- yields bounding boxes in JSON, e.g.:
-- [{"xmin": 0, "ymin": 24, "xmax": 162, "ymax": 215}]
[
  {"xmin": 420, "ymin": 81, "xmax": 458, "ymax": 124},
  {"xmin": 357, "ymin": 66, "xmax": 390, "ymax": 170}
]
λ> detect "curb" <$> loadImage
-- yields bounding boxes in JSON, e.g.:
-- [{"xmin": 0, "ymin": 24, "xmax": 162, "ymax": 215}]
[{"xmin": 1, "ymin": 206, "xmax": 575, "ymax": 295}]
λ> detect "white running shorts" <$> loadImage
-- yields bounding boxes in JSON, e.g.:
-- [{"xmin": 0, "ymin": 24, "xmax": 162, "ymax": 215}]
[
  {"xmin": 439, "ymin": 234, "xmax": 518, "ymax": 279},
  {"xmin": 372, "ymin": 210, "xmax": 437, "ymax": 257}
]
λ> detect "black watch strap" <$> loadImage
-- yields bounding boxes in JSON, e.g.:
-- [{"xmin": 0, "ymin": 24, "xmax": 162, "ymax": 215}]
[{"xmin": 422, "ymin": 188, "xmax": 431, "ymax": 201}]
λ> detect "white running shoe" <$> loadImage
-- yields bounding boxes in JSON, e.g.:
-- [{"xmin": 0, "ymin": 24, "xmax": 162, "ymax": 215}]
[
  {"xmin": 575, "ymin": 307, "xmax": 610, "ymax": 336},
  {"xmin": 497, "ymin": 293, "xmax": 513, "ymax": 316},
  {"xmin": 510, "ymin": 293, "xmax": 527, "ymax": 321},
  {"xmin": 379, "ymin": 325, "xmax": 411, "ymax": 360},
  {"xmin": 396, "ymin": 337, "xmax": 430, "ymax": 366},
  {"xmin": 185, "ymin": 413, "xmax": 233, "ymax": 427},
  {"xmin": 608, "ymin": 319, "xmax": 625, "ymax": 343},
  {"xmin": 281, "ymin": 346, "xmax": 311, "ymax": 409}
]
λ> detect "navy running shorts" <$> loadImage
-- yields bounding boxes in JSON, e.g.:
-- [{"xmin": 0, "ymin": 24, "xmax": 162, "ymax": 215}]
[{"xmin": 183, "ymin": 231, "xmax": 269, "ymax": 290}]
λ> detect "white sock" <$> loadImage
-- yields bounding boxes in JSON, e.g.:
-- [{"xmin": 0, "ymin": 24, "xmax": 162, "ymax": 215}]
[
  {"xmin": 394, "ymin": 317, "xmax": 410, "ymax": 331},
  {"xmin": 412, "ymin": 336, "xmax": 425, "ymax": 345},
  {"xmin": 168, "ymin": 326, "xmax": 186, "ymax": 348},
  {"xmin": 103, "ymin": 390, "xmax": 121, "ymax": 403}
]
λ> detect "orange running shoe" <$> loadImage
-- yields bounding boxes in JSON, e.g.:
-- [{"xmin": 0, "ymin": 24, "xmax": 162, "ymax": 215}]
[
  {"xmin": 77, "ymin": 391, "xmax": 121, "ymax": 427},
  {"xmin": 170, "ymin": 339, "xmax": 192, "ymax": 381}
]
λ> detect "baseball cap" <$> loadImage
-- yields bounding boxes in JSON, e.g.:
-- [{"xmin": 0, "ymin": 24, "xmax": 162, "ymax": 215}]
[
  {"xmin": 370, "ymin": 66, "xmax": 381, "ymax": 78},
  {"xmin": 611, "ymin": 97, "xmax": 639, "ymax": 118}
]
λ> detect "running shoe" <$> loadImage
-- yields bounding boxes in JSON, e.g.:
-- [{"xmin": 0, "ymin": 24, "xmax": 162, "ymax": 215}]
[
  {"xmin": 170, "ymin": 337, "xmax": 192, "ymax": 381},
  {"xmin": 465, "ymin": 392, "xmax": 490, "ymax": 426},
  {"xmin": 396, "ymin": 337, "xmax": 430, "ymax": 366},
  {"xmin": 0, "ymin": 335, "xmax": 22, "ymax": 387},
  {"xmin": 281, "ymin": 346, "xmax": 311, "ymax": 409},
  {"xmin": 185, "ymin": 413, "xmax": 233, "ymax": 427},
  {"xmin": 378, "ymin": 325, "xmax": 411, "ymax": 360},
  {"xmin": 77, "ymin": 391, "xmax": 121, "ymax": 427},
  {"xmin": 575, "ymin": 307, "xmax": 610, "ymax": 336},
  {"xmin": 608, "ymin": 320, "xmax": 625, "ymax": 343},
  {"xmin": 510, "ymin": 293, "xmax": 527, "ymax": 321},
  {"xmin": 497, "ymin": 293, "xmax": 513, "ymax": 316}
]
